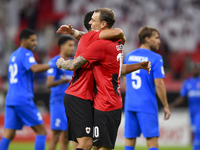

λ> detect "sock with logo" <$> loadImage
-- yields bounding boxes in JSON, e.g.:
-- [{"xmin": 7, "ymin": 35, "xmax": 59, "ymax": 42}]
[
  {"xmin": 0, "ymin": 137, "xmax": 11, "ymax": 150},
  {"xmin": 125, "ymin": 145, "xmax": 134, "ymax": 150},
  {"xmin": 35, "ymin": 135, "xmax": 46, "ymax": 150}
]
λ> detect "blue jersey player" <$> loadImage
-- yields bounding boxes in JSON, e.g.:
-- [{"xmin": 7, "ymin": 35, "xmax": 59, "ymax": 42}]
[
  {"xmin": 46, "ymin": 36, "xmax": 74, "ymax": 150},
  {"xmin": 124, "ymin": 26, "xmax": 171, "ymax": 150},
  {"xmin": 170, "ymin": 62, "xmax": 200, "ymax": 150},
  {"xmin": 0, "ymin": 29, "xmax": 56, "ymax": 150}
]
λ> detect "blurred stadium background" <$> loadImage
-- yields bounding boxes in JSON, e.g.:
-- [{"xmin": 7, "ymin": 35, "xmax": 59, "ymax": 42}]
[{"xmin": 0, "ymin": 0, "xmax": 200, "ymax": 149}]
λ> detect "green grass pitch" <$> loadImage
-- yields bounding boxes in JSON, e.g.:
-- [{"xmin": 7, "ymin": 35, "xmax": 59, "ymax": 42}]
[{"xmin": 9, "ymin": 142, "xmax": 192, "ymax": 150}]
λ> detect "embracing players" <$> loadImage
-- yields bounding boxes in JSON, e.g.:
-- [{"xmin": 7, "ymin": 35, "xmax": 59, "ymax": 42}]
[
  {"xmin": 0, "ymin": 29, "xmax": 56, "ymax": 150},
  {"xmin": 57, "ymin": 8, "xmax": 151, "ymax": 150}
]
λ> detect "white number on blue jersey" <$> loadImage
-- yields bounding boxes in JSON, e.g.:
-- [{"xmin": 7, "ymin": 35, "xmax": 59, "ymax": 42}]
[
  {"xmin": 37, "ymin": 112, "xmax": 43, "ymax": 121},
  {"xmin": 131, "ymin": 70, "xmax": 141, "ymax": 89},
  {"xmin": 55, "ymin": 118, "xmax": 61, "ymax": 127},
  {"xmin": 9, "ymin": 63, "xmax": 18, "ymax": 84}
]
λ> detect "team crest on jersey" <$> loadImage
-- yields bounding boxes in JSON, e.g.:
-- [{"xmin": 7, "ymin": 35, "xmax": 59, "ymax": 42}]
[{"xmin": 85, "ymin": 127, "xmax": 91, "ymax": 134}]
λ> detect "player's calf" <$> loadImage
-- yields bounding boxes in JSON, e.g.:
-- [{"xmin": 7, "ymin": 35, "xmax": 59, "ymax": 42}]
[{"xmin": 76, "ymin": 137, "xmax": 93, "ymax": 150}]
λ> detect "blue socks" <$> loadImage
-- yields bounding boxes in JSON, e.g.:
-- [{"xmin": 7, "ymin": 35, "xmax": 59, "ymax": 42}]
[
  {"xmin": 149, "ymin": 148, "xmax": 158, "ymax": 150},
  {"xmin": 35, "ymin": 135, "xmax": 46, "ymax": 150},
  {"xmin": 125, "ymin": 145, "xmax": 135, "ymax": 150},
  {"xmin": 0, "ymin": 137, "xmax": 11, "ymax": 150},
  {"xmin": 193, "ymin": 133, "xmax": 200, "ymax": 150}
]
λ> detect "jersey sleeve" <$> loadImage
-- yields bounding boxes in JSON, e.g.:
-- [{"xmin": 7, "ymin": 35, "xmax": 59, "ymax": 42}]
[
  {"xmin": 81, "ymin": 40, "xmax": 105, "ymax": 64},
  {"xmin": 46, "ymin": 60, "xmax": 57, "ymax": 77},
  {"xmin": 180, "ymin": 81, "xmax": 187, "ymax": 97},
  {"xmin": 22, "ymin": 51, "xmax": 37, "ymax": 70},
  {"xmin": 152, "ymin": 55, "xmax": 165, "ymax": 79}
]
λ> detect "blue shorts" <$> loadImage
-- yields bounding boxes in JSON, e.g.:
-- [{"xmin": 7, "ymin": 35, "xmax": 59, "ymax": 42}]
[
  {"xmin": 124, "ymin": 111, "xmax": 159, "ymax": 138},
  {"xmin": 190, "ymin": 113, "xmax": 200, "ymax": 134},
  {"xmin": 5, "ymin": 102, "xmax": 43, "ymax": 130},
  {"xmin": 50, "ymin": 100, "xmax": 68, "ymax": 131}
]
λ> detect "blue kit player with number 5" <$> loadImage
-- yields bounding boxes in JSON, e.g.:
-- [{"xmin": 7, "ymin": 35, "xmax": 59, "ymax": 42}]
[
  {"xmin": 0, "ymin": 29, "xmax": 56, "ymax": 150},
  {"xmin": 46, "ymin": 36, "xmax": 74, "ymax": 150},
  {"xmin": 124, "ymin": 26, "xmax": 171, "ymax": 150}
]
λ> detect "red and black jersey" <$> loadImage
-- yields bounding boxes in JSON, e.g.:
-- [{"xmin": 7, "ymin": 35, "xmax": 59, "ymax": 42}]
[
  {"xmin": 81, "ymin": 39, "xmax": 123, "ymax": 111},
  {"xmin": 65, "ymin": 30, "xmax": 101, "ymax": 101}
]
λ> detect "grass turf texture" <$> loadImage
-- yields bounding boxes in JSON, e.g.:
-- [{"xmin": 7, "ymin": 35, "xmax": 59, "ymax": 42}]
[{"xmin": 9, "ymin": 142, "xmax": 192, "ymax": 150}]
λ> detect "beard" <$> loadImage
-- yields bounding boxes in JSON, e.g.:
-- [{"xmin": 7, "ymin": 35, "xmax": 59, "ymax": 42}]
[{"xmin": 149, "ymin": 45, "xmax": 158, "ymax": 51}]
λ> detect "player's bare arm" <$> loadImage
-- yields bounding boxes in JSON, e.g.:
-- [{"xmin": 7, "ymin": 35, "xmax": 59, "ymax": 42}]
[
  {"xmin": 57, "ymin": 25, "xmax": 126, "ymax": 44},
  {"xmin": 154, "ymin": 78, "xmax": 171, "ymax": 120},
  {"xmin": 169, "ymin": 96, "xmax": 185, "ymax": 110},
  {"xmin": 30, "ymin": 64, "xmax": 51, "ymax": 73},
  {"xmin": 57, "ymin": 24, "xmax": 84, "ymax": 41},
  {"xmin": 56, "ymin": 56, "xmax": 88, "ymax": 71},
  {"xmin": 46, "ymin": 76, "xmax": 70, "ymax": 88},
  {"xmin": 121, "ymin": 61, "xmax": 151, "ymax": 75},
  {"xmin": 99, "ymin": 28, "xmax": 126, "ymax": 44}
]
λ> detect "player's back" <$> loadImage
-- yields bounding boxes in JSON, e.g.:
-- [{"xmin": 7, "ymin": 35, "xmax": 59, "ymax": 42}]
[
  {"xmin": 47, "ymin": 55, "xmax": 73, "ymax": 103},
  {"xmin": 6, "ymin": 47, "xmax": 37, "ymax": 106},
  {"xmin": 66, "ymin": 30, "xmax": 101, "ymax": 100},
  {"xmin": 181, "ymin": 76, "xmax": 200, "ymax": 115},
  {"xmin": 124, "ymin": 48, "xmax": 165, "ymax": 114},
  {"xmin": 91, "ymin": 39, "xmax": 123, "ymax": 111}
]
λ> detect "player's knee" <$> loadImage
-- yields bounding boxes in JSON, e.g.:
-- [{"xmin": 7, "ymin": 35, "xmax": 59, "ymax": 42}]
[
  {"xmin": 37, "ymin": 127, "xmax": 47, "ymax": 135},
  {"xmin": 85, "ymin": 140, "xmax": 93, "ymax": 150}
]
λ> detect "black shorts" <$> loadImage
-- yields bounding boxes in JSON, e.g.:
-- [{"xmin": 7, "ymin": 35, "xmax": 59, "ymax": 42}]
[
  {"xmin": 93, "ymin": 108, "xmax": 122, "ymax": 149},
  {"xmin": 64, "ymin": 94, "xmax": 93, "ymax": 142}
]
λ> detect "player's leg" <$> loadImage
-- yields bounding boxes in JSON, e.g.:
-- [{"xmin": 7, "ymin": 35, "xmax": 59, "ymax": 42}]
[
  {"xmin": 0, "ymin": 106, "xmax": 23, "ymax": 150},
  {"xmin": 93, "ymin": 108, "xmax": 122, "ymax": 150},
  {"xmin": 49, "ymin": 100, "xmax": 69, "ymax": 150},
  {"xmin": 192, "ymin": 114, "xmax": 200, "ymax": 150},
  {"xmin": 137, "ymin": 112, "xmax": 159, "ymax": 150},
  {"xmin": 64, "ymin": 94, "xmax": 93, "ymax": 150},
  {"xmin": 60, "ymin": 131, "xmax": 69, "ymax": 150},
  {"xmin": 76, "ymin": 137, "xmax": 93, "ymax": 150},
  {"xmin": 49, "ymin": 130, "xmax": 61, "ymax": 150},
  {"xmin": 146, "ymin": 137, "xmax": 158, "ymax": 150},
  {"xmin": 31, "ymin": 123, "xmax": 47, "ymax": 150},
  {"xmin": 15, "ymin": 102, "xmax": 47, "ymax": 150},
  {"xmin": 72, "ymin": 141, "xmax": 78, "ymax": 150},
  {"xmin": 124, "ymin": 111, "xmax": 141, "ymax": 150},
  {"xmin": 0, "ymin": 129, "xmax": 16, "ymax": 150}
]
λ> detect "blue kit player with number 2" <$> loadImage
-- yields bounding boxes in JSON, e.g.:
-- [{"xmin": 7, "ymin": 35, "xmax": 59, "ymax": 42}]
[
  {"xmin": 124, "ymin": 26, "xmax": 171, "ymax": 150},
  {"xmin": 0, "ymin": 29, "xmax": 56, "ymax": 150},
  {"xmin": 46, "ymin": 36, "xmax": 74, "ymax": 150}
]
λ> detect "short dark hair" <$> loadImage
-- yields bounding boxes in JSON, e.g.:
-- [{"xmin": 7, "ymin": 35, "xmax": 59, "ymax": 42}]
[
  {"xmin": 138, "ymin": 26, "xmax": 160, "ymax": 44},
  {"xmin": 19, "ymin": 28, "xmax": 35, "ymax": 41},
  {"xmin": 58, "ymin": 36, "xmax": 74, "ymax": 48},
  {"xmin": 84, "ymin": 11, "xmax": 94, "ymax": 31},
  {"xmin": 94, "ymin": 8, "xmax": 115, "ymax": 28}
]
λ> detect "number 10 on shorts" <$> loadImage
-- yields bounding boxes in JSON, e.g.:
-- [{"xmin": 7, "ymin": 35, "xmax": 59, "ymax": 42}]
[{"xmin": 93, "ymin": 126, "xmax": 99, "ymax": 138}]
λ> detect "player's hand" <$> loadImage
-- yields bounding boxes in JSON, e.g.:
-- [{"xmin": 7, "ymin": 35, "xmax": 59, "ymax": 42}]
[
  {"xmin": 141, "ymin": 61, "xmax": 151, "ymax": 74},
  {"xmin": 57, "ymin": 24, "xmax": 74, "ymax": 35},
  {"xmin": 164, "ymin": 106, "xmax": 171, "ymax": 120},
  {"xmin": 56, "ymin": 58, "xmax": 65, "ymax": 69}
]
